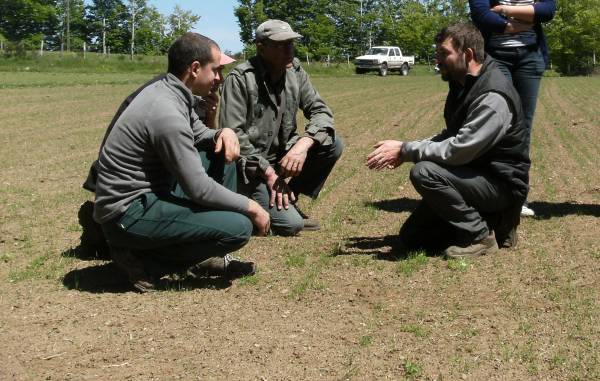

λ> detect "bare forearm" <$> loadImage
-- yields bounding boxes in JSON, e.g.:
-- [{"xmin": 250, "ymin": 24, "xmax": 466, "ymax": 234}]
[{"xmin": 499, "ymin": 5, "xmax": 535, "ymax": 23}]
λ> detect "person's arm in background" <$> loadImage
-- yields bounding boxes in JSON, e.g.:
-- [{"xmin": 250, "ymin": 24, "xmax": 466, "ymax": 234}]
[
  {"xmin": 469, "ymin": 0, "xmax": 534, "ymax": 34},
  {"xmin": 278, "ymin": 65, "xmax": 335, "ymax": 178},
  {"xmin": 469, "ymin": 0, "xmax": 509, "ymax": 34},
  {"xmin": 491, "ymin": 0, "xmax": 556, "ymax": 24}
]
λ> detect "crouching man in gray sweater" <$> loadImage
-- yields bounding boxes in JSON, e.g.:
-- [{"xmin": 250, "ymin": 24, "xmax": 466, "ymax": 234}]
[
  {"xmin": 367, "ymin": 23, "xmax": 529, "ymax": 259},
  {"xmin": 94, "ymin": 33, "xmax": 270, "ymax": 292}
]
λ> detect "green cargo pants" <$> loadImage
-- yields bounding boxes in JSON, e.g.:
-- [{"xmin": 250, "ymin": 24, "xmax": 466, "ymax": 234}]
[{"xmin": 100, "ymin": 151, "xmax": 253, "ymax": 271}]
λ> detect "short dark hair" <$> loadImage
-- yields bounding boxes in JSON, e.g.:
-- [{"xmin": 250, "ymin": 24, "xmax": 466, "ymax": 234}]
[
  {"xmin": 435, "ymin": 23, "xmax": 485, "ymax": 63},
  {"xmin": 167, "ymin": 32, "xmax": 219, "ymax": 76}
]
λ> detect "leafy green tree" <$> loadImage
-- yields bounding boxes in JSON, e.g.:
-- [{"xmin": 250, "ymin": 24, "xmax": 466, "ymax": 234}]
[
  {"xmin": 52, "ymin": 0, "xmax": 87, "ymax": 51},
  {"xmin": 546, "ymin": 0, "xmax": 600, "ymax": 74},
  {"xmin": 86, "ymin": 0, "xmax": 129, "ymax": 53},
  {"xmin": 0, "ymin": 0, "xmax": 58, "ymax": 50},
  {"xmin": 167, "ymin": 5, "xmax": 201, "ymax": 40},
  {"xmin": 134, "ymin": 4, "xmax": 167, "ymax": 55}
]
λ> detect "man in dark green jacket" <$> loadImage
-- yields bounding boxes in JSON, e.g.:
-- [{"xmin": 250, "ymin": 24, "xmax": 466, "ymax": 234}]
[{"xmin": 220, "ymin": 19, "xmax": 344, "ymax": 236}]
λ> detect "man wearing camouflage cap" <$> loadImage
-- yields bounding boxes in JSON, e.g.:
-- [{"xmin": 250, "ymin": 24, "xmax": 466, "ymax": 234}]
[{"xmin": 220, "ymin": 19, "xmax": 344, "ymax": 236}]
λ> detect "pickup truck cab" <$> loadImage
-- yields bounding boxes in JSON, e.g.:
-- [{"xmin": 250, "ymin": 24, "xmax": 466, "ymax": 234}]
[{"xmin": 354, "ymin": 46, "xmax": 415, "ymax": 76}]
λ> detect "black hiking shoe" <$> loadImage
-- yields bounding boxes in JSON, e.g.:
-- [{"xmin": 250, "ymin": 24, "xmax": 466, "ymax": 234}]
[
  {"xmin": 185, "ymin": 255, "xmax": 256, "ymax": 279},
  {"xmin": 224, "ymin": 254, "xmax": 257, "ymax": 279},
  {"xmin": 109, "ymin": 246, "xmax": 156, "ymax": 293},
  {"xmin": 77, "ymin": 201, "xmax": 111, "ymax": 259},
  {"xmin": 295, "ymin": 206, "xmax": 320, "ymax": 231}
]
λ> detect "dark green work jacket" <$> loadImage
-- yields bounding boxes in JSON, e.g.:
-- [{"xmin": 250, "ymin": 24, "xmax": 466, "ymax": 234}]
[{"xmin": 219, "ymin": 56, "xmax": 335, "ymax": 183}]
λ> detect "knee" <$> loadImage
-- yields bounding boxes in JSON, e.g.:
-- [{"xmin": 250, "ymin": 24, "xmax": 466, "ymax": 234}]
[
  {"xmin": 271, "ymin": 213, "xmax": 303, "ymax": 236},
  {"xmin": 332, "ymin": 137, "xmax": 345, "ymax": 160},
  {"xmin": 313, "ymin": 137, "xmax": 344, "ymax": 162},
  {"xmin": 409, "ymin": 161, "xmax": 438, "ymax": 191},
  {"xmin": 221, "ymin": 215, "xmax": 253, "ymax": 248}
]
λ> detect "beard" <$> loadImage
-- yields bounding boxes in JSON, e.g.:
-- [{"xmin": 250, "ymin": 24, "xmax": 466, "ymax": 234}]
[{"xmin": 439, "ymin": 60, "xmax": 467, "ymax": 83}]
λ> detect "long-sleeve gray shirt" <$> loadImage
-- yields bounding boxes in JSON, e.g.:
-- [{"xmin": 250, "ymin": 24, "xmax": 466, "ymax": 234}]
[
  {"xmin": 401, "ymin": 92, "xmax": 513, "ymax": 165},
  {"xmin": 93, "ymin": 73, "xmax": 249, "ymax": 224}
]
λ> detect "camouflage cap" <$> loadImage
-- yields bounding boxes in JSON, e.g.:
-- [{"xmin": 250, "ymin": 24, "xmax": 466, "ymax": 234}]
[{"xmin": 255, "ymin": 19, "xmax": 302, "ymax": 42}]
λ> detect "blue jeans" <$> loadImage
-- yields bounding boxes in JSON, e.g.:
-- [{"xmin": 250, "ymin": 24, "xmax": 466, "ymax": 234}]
[{"xmin": 486, "ymin": 46, "xmax": 546, "ymax": 147}]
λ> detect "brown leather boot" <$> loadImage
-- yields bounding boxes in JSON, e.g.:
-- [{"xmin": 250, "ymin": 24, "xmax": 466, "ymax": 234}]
[{"xmin": 444, "ymin": 233, "xmax": 499, "ymax": 260}]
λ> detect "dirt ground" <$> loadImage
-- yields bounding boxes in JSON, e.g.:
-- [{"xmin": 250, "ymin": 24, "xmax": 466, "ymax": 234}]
[{"xmin": 1, "ymin": 72, "xmax": 598, "ymax": 380}]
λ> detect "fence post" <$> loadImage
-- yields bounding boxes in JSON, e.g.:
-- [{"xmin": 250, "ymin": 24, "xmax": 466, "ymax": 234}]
[
  {"xmin": 83, "ymin": 41, "xmax": 86, "ymax": 59},
  {"xmin": 306, "ymin": 52, "xmax": 310, "ymax": 66},
  {"xmin": 39, "ymin": 39, "xmax": 44, "ymax": 56}
]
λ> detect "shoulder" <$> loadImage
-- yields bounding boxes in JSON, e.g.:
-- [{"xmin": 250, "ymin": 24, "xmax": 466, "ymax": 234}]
[
  {"xmin": 476, "ymin": 92, "xmax": 509, "ymax": 110},
  {"xmin": 229, "ymin": 58, "xmax": 257, "ymax": 77}
]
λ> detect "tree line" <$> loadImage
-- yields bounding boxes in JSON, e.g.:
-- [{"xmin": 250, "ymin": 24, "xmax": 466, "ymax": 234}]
[
  {"xmin": 235, "ymin": 0, "xmax": 599, "ymax": 75},
  {"xmin": 0, "ymin": 0, "xmax": 200, "ymax": 56},
  {"xmin": 1, "ymin": 0, "xmax": 598, "ymax": 74}
]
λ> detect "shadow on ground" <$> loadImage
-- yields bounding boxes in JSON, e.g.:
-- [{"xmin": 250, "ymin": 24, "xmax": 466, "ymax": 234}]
[
  {"xmin": 368, "ymin": 199, "xmax": 600, "ymax": 219},
  {"xmin": 529, "ymin": 201, "xmax": 600, "ymax": 219},
  {"xmin": 366, "ymin": 197, "xmax": 419, "ymax": 213},
  {"xmin": 336, "ymin": 235, "xmax": 441, "ymax": 262},
  {"xmin": 62, "ymin": 261, "xmax": 232, "ymax": 294}
]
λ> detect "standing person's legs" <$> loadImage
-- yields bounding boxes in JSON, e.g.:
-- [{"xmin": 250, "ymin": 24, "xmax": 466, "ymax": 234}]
[
  {"xmin": 409, "ymin": 161, "xmax": 514, "ymax": 249},
  {"xmin": 487, "ymin": 47, "xmax": 544, "ymax": 216},
  {"xmin": 512, "ymin": 47, "xmax": 545, "ymax": 147},
  {"xmin": 512, "ymin": 47, "xmax": 544, "ymax": 217}
]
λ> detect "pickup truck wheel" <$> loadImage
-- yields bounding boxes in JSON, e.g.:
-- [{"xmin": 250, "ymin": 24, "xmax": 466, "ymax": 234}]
[
  {"xmin": 379, "ymin": 63, "xmax": 388, "ymax": 77},
  {"xmin": 400, "ymin": 63, "xmax": 409, "ymax": 76}
]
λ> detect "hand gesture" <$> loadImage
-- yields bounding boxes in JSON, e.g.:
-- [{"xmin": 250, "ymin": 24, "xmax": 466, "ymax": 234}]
[
  {"xmin": 265, "ymin": 168, "xmax": 296, "ymax": 210},
  {"xmin": 278, "ymin": 137, "xmax": 314, "ymax": 178},
  {"xmin": 366, "ymin": 140, "xmax": 404, "ymax": 170},
  {"xmin": 198, "ymin": 92, "xmax": 219, "ymax": 128},
  {"xmin": 215, "ymin": 128, "xmax": 240, "ymax": 163}
]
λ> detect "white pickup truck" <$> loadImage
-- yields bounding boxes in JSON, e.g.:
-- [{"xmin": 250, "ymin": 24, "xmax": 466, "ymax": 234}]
[{"xmin": 354, "ymin": 46, "xmax": 415, "ymax": 76}]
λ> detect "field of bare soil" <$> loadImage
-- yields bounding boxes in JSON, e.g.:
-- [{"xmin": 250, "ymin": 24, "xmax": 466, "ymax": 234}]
[{"xmin": 0, "ymin": 70, "xmax": 598, "ymax": 380}]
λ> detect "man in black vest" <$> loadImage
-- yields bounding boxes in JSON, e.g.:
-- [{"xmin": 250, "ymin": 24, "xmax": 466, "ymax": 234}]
[{"xmin": 367, "ymin": 23, "xmax": 530, "ymax": 259}]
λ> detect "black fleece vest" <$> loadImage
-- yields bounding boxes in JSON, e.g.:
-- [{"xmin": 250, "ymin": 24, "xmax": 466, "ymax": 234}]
[{"xmin": 443, "ymin": 56, "xmax": 530, "ymax": 202}]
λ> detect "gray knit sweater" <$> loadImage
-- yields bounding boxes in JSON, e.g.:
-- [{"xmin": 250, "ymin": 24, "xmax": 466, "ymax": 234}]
[{"xmin": 93, "ymin": 73, "xmax": 249, "ymax": 223}]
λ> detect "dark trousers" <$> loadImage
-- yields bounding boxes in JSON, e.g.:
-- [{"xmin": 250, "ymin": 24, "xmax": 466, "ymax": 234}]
[
  {"xmin": 101, "ymin": 151, "xmax": 253, "ymax": 271},
  {"xmin": 400, "ymin": 161, "xmax": 514, "ymax": 250},
  {"xmin": 239, "ymin": 138, "xmax": 344, "ymax": 236},
  {"xmin": 487, "ymin": 46, "xmax": 545, "ymax": 148}
]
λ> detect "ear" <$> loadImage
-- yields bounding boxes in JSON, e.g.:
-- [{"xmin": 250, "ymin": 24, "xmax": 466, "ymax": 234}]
[
  {"xmin": 464, "ymin": 48, "xmax": 475, "ymax": 63},
  {"xmin": 189, "ymin": 61, "xmax": 201, "ymax": 77}
]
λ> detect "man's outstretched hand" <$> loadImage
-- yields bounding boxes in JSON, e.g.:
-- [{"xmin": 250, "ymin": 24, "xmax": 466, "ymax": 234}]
[
  {"xmin": 264, "ymin": 167, "xmax": 296, "ymax": 211},
  {"xmin": 215, "ymin": 128, "xmax": 240, "ymax": 163},
  {"xmin": 366, "ymin": 140, "xmax": 404, "ymax": 170}
]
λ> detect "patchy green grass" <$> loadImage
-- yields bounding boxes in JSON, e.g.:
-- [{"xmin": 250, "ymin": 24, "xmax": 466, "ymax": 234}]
[
  {"xmin": 0, "ymin": 71, "xmax": 598, "ymax": 380},
  {"xmin": 396, "ymin": 252, "xmax": 428, "ymax": 276}
]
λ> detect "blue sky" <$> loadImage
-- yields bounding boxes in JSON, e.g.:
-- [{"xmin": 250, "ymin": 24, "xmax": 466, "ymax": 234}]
[{"xmin": 149, "ymin": 0, "xmax": 243, "ymax": 53}]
